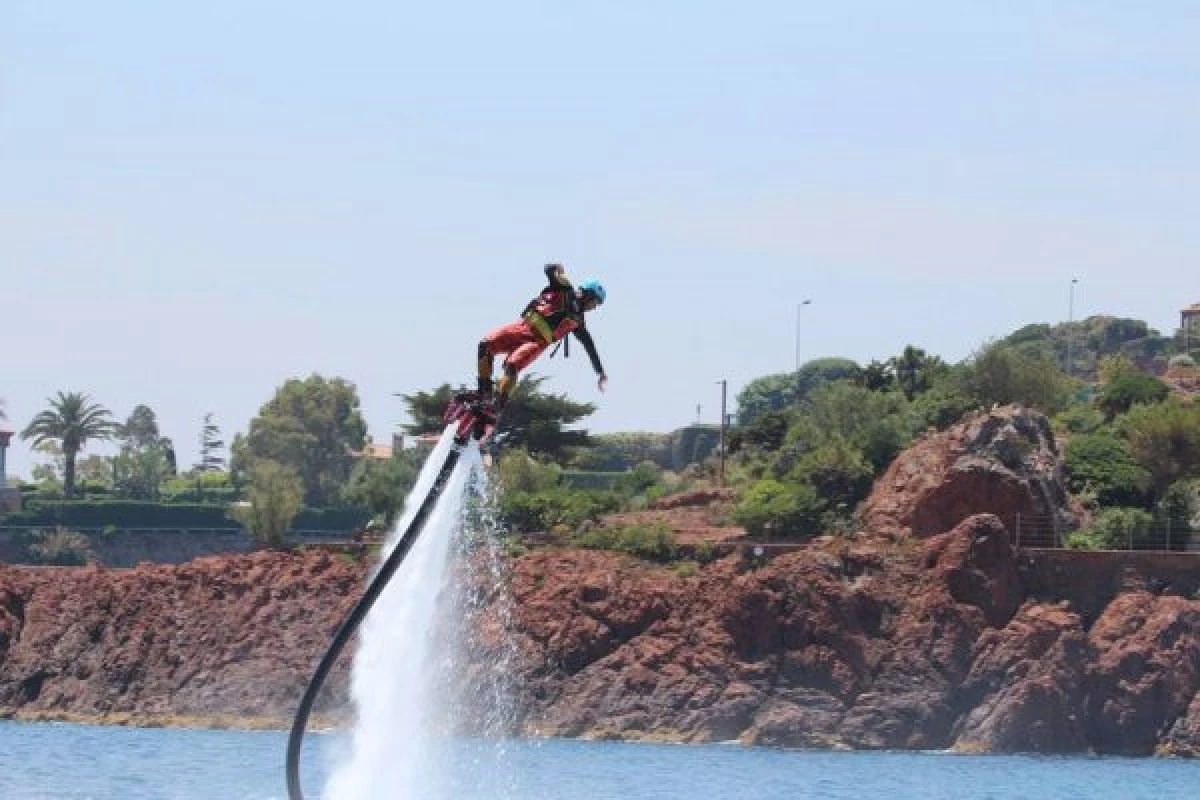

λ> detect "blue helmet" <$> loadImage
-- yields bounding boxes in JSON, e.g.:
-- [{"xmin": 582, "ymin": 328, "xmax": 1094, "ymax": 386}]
[{"xmin": 579, "ymin": 279, "xmax": 606, "ymax": 305}]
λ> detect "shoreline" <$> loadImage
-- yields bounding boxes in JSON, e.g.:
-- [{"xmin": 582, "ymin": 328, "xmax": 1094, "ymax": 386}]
[{"xmin": 0, "ymin": 708, "xmax": 347, "ymax": 732}]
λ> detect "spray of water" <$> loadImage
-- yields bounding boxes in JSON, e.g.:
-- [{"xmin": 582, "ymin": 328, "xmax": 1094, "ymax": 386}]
[{"xmin": 323, "ymin": 427, "xmax": 518, "ymax": 800}]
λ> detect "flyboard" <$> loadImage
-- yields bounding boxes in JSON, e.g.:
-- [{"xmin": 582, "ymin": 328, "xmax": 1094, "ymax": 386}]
[{"xmin": 285, "ymin": 392, "xmax": 499, "ymax": 800}]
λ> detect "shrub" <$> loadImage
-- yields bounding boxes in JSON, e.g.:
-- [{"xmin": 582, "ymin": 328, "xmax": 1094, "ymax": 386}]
[
  {"xmin": 965, "ymin": 342, "xmax": 1072, "ymax": 414},
  {"xmin": 20, "ymin": 528, "xmax": 93, "ymax": 566},
  {"xmin": 734, "ymin": 479, "xmax": 824, "ymax": 539},
  {"xmin": 571, "ymin": 521, "xmax": 678, "ymax": 562},
  {"xmin": 1120, "ymin": 398, "xmax": 1200, "ymax": 496},
  {"xmin": 1095, "ymin": 372, "xmax": 1169, "ymax": 419},
  {"xmin": 693, "ymin": 540, "xmax": 721, "ymax": 564},
  {"xmin": 673, "ymin": 560, "xmax": 700, "ymax": 578},
  {"xmin": 499, "ymin": 487, "xmax": 618, "ymax": 533},
  {"xmin": 784, "ymin": 439, "xmax": 874, "ymax": 510},
  {"xmin": 1154, "ymin": 481, "xmax": 1197, "ymax": 549},
  {"xmin": 496, "ymin": 449, "xmax": 561, "ymax": 493},
  {"xmin": 911, "ymin": 381, "xmax": 976, "ymax": 431},
  {"xmin": 229, "ymin": 460, "xmax": 304, "ymax": 547},
  {"xmin": 1063, "ymin": 433, "xmax": 1153, "ymax": 508},
  {"xmin": 1068, "ymin": 507, "xmax": 1155, "ymax": 550},
  {"xmin": 1053, "ymin": 405, "xmax": 1106, "ymax": 435}
]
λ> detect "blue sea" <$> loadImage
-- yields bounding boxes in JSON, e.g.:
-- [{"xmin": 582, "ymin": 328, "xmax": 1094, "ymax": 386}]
[{"xmin": 1, "ymin": 721, "xmax": 1198, "ymax": 800}]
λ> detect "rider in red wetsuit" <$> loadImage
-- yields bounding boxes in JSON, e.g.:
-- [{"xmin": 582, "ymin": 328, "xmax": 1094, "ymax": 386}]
[{"xmin": 476, "ymin": 263, "xmax": 608, "ymax": 413}]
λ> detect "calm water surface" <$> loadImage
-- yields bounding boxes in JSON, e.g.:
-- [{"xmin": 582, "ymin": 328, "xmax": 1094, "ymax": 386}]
[{"xmin": 1, "ymin": 721, "xmax": 1197, "ymax": 800}]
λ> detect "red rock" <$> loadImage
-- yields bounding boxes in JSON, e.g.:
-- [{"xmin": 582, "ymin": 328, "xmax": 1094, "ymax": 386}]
[{"xmin": 861, "ymin": 406, "xmax": 1074, "ymax": 539}]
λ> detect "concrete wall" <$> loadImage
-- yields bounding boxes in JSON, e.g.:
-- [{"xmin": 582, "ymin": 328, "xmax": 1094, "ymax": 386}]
[{"xmin": 1018, "ymin": 548, "xmax": 1200, "ymax": 624}]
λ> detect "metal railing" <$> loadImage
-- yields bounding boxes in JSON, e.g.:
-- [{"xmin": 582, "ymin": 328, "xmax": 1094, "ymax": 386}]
[{"xmin": 1011, "ymin": 513, "xmax": 1200, "ymax": 552}]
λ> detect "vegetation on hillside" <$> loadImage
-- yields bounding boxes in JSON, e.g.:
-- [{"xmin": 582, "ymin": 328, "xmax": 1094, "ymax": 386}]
[{"xmin": 5, "ymin": 312, "xmax": 1198, "ymax": 556}]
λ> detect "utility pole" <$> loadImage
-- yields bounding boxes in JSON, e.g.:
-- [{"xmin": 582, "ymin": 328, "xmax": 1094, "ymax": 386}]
[
  {"xmin": 1066, "ymin": 278, "xmax": 1078, "ymax": 378},
  {"xmin": 717, "ymin": 379, "xmax": 727, "ymax": 487},
  {"xmin": 795, "ymin": 299, "xmax": 812, "ymax": 372}
]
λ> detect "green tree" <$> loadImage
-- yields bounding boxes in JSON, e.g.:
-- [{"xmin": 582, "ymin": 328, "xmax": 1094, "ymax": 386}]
[
  {"xmin": 403, "ymin": 376, "xmax": 596, "ymax": 461},
  {"xmin": 343, "ymin": 451, "xmax": 423, "ymax": 528},
  {"xmin": 965, "ymin": 342, "xmax": 1072, "ymax": 414},
  {"xmin": 889, "ymin": 345, "xmax": 945, "ymax": 400},
  {"xmin": 1120, "ymin": 398, "xmax": 1200, "ymax": 497},
  {"xmin": 20, "ymin": 392, "xmax": 117, "ymax": 497},
  {"xmin": 198, "ymin": 412, "xmax": 226, "ymax": 472},
  {"xmin": 232, "ymin": 375, "xmax": 367, "ymax": 505},
  {"xmin": 76, "ymin": 454, "xmax": 113, "ymax": 488},
  {"xmin": 112, "ymin": 446, "xmax": 174, "ymax": 500},
  {"xmin": 735, "ymin": 358, "xmax": 862, "ymax": 426},
  {"xmin": 229, "ymin": 460, "xmax": 305, "ymax": 547},
  {"xmin": 1154, "ymin": 481, "xmax": 1196, "ymax": 549},
  {"xmin": 1063, "ymin": 432, "xmax": 1153, "ymax": 508},
  {"xmin": 120, "ymin": 404, "xmax": 162, "ymax": 449},
  {"xmin": 112, "ymin": 405, "xmax": 176, "ymax": 499},
  {"xmin": 1095, "ymin": 372, "xmax": 1169, "ymax": 419},
  {"xmin": 860, "ymin": 360, "xmax": 895, "ymax": 392},
  {"xmin": 787, "ymin": 381, "xmax": 915, "ymax": 469},
  {"xmin": 785, "ymin": 438, "xmax": 875, "ymax": 510}
]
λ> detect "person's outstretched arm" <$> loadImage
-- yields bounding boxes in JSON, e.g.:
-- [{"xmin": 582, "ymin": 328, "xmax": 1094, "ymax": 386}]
[{"xmin": 574, "ymin": 325, "xmax": 608, "ymax": 391}]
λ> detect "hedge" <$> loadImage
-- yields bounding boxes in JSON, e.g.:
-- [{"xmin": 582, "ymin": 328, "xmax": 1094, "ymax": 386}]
[{"xmin": 0, "ymin": 500, "xmax": 369, "ymax": 532}]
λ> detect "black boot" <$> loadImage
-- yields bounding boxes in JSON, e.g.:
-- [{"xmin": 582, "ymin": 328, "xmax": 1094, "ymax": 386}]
[{"xmin": 477, "ymin": 377, "xmax": 494, "ymax": 398}]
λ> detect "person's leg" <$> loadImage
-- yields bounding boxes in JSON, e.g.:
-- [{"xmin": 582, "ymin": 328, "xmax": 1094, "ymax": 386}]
[
  {"xmin": 478, "ymin": 321, "xmax": 532, "ymax": 394},
  {"xmin": 496, "ymin": 338, "xmax": 548, "ymax": 408}
]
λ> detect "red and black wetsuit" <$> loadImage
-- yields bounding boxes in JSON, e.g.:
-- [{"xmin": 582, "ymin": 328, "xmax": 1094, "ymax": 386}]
[{"xmin": 478, "ymin": 264, "xmax": 605, "ymax": 390}]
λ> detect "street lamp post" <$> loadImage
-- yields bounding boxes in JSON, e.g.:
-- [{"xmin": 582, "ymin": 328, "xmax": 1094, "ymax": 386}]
[
  {"xmin": 1066, "ymin": 278, "xmax": 1079, "ymax": 378},
  {"xmin": 716, "ymin": 379, "xmax": 728, "ymax": 487}
]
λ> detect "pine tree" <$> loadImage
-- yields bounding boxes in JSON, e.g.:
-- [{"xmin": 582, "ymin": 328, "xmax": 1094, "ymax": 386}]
[{"xmin": 199, "ymin": 412, "xmax": 226, "ymax": 472}]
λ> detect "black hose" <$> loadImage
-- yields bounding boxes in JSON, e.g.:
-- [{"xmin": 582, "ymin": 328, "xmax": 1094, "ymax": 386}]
[{"xmin": 286, "ymin": 444, "xmax": 464, "ymax": 800}]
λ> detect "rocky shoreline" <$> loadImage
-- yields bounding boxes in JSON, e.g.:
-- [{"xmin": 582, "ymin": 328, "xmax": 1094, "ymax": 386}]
[
  {"xmin": 1, "ymin": 523, "xmax": 1196, "ymax": 756},
  {"xmin": 1, "ymin": 408, "xmax": 1197, "ymax": 756}
]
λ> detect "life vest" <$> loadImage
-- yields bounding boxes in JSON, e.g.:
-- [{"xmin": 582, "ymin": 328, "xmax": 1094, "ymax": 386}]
[{"xmin": 524, "ymin": 287, "xmax": 581, "ymax": 343}]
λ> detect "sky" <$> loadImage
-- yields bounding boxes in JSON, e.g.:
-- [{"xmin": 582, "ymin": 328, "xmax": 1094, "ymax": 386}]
[{"xmin": 2, "ymin": 1, "xmax": 1198, "ymax": 478}]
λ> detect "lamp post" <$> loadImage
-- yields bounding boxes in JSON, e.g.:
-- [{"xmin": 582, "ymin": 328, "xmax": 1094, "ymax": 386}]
[
  {"xmin": 1066, "ymin": 278, "xmax": 1078, "ymax": 378},
  {"xmin": 795, "ymin": 300, "xmax": 812, "ymax": 373},
  {"xmin": 716, "ymin": 379, "xmax": 728, "ymax": 487}
]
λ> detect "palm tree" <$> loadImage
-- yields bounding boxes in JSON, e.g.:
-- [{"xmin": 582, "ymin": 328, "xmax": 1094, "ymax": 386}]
[{"xmin": 21, "ymin": 392, "xmax": 117, "ymax": 497}]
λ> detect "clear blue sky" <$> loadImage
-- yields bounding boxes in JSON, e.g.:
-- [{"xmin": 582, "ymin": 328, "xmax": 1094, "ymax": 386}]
[{"xmin": 2, "ymin": 1, "xmax": 1197, "ymax": 478}]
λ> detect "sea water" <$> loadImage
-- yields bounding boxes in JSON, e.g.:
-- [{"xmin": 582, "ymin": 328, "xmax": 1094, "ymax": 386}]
[{"xmin": 1, "ymin": 721, "xmax": 1198, "ymax": 800}]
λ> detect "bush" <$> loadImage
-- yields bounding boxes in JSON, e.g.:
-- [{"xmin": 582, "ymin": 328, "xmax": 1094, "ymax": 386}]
[
  {"xmin": 499, "ymin": 487, "xmax": 619, "ymax": 533},
  {"xmin": 734, "ymin": 479, "xmax": 824, "ymax": 539},
  {"xmin": 911, "ymin": 381, "xmax": 976, "ymax": 431},
  {"xmin": 784, "ymin": 439, "xmax": 874, "ymax": 510},
  {"xmin": 496, "ymin": 449, "xmax": 561, "ymax": 493},
  {"xmin": 1064, "ymin": 433, "xmax": 1153, "ymax": 508},
  {"xmin": 1067, "ymin": 507, "xmax": 1155, "ymax": 550},
  {"xmin": 1053, "ymin": 405, "xmax": 1106, "ymax": 435},
  {"xmin": 571, "ymin": 521, "xmax": 678, "ymax": 562},
  {"xmin": 965, "ymin": 343, "xmax": 1072, "ymax": 414},
  {"xmin": 1120, "ymin": 398, "xmax": 1200, "ymax": 496},
  {"xmin": 1154, "ymin": 481, "xmax": 1197, "ymax": 549},
  {"xmin": 18, "ymin": 528, "xmax": 93, "ymax": 566},
  {"xmin": 673, "ymin": 560, "xmax": 700, "ymax": 578},
  {"xmin": 1095, "ymin": 372, "xmax": 1169, "ymax": 418}
]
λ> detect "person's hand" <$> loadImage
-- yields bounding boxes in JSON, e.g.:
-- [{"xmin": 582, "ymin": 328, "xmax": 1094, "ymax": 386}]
[{"xmin": 597, "ymin": 374, "xmax": 608, "ymax": 392}]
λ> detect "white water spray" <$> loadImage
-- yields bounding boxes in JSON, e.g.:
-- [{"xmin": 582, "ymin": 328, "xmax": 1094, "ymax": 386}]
[{"xmin": 323, "ymin": 426, "xmax": 484, "ymax": 800}]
